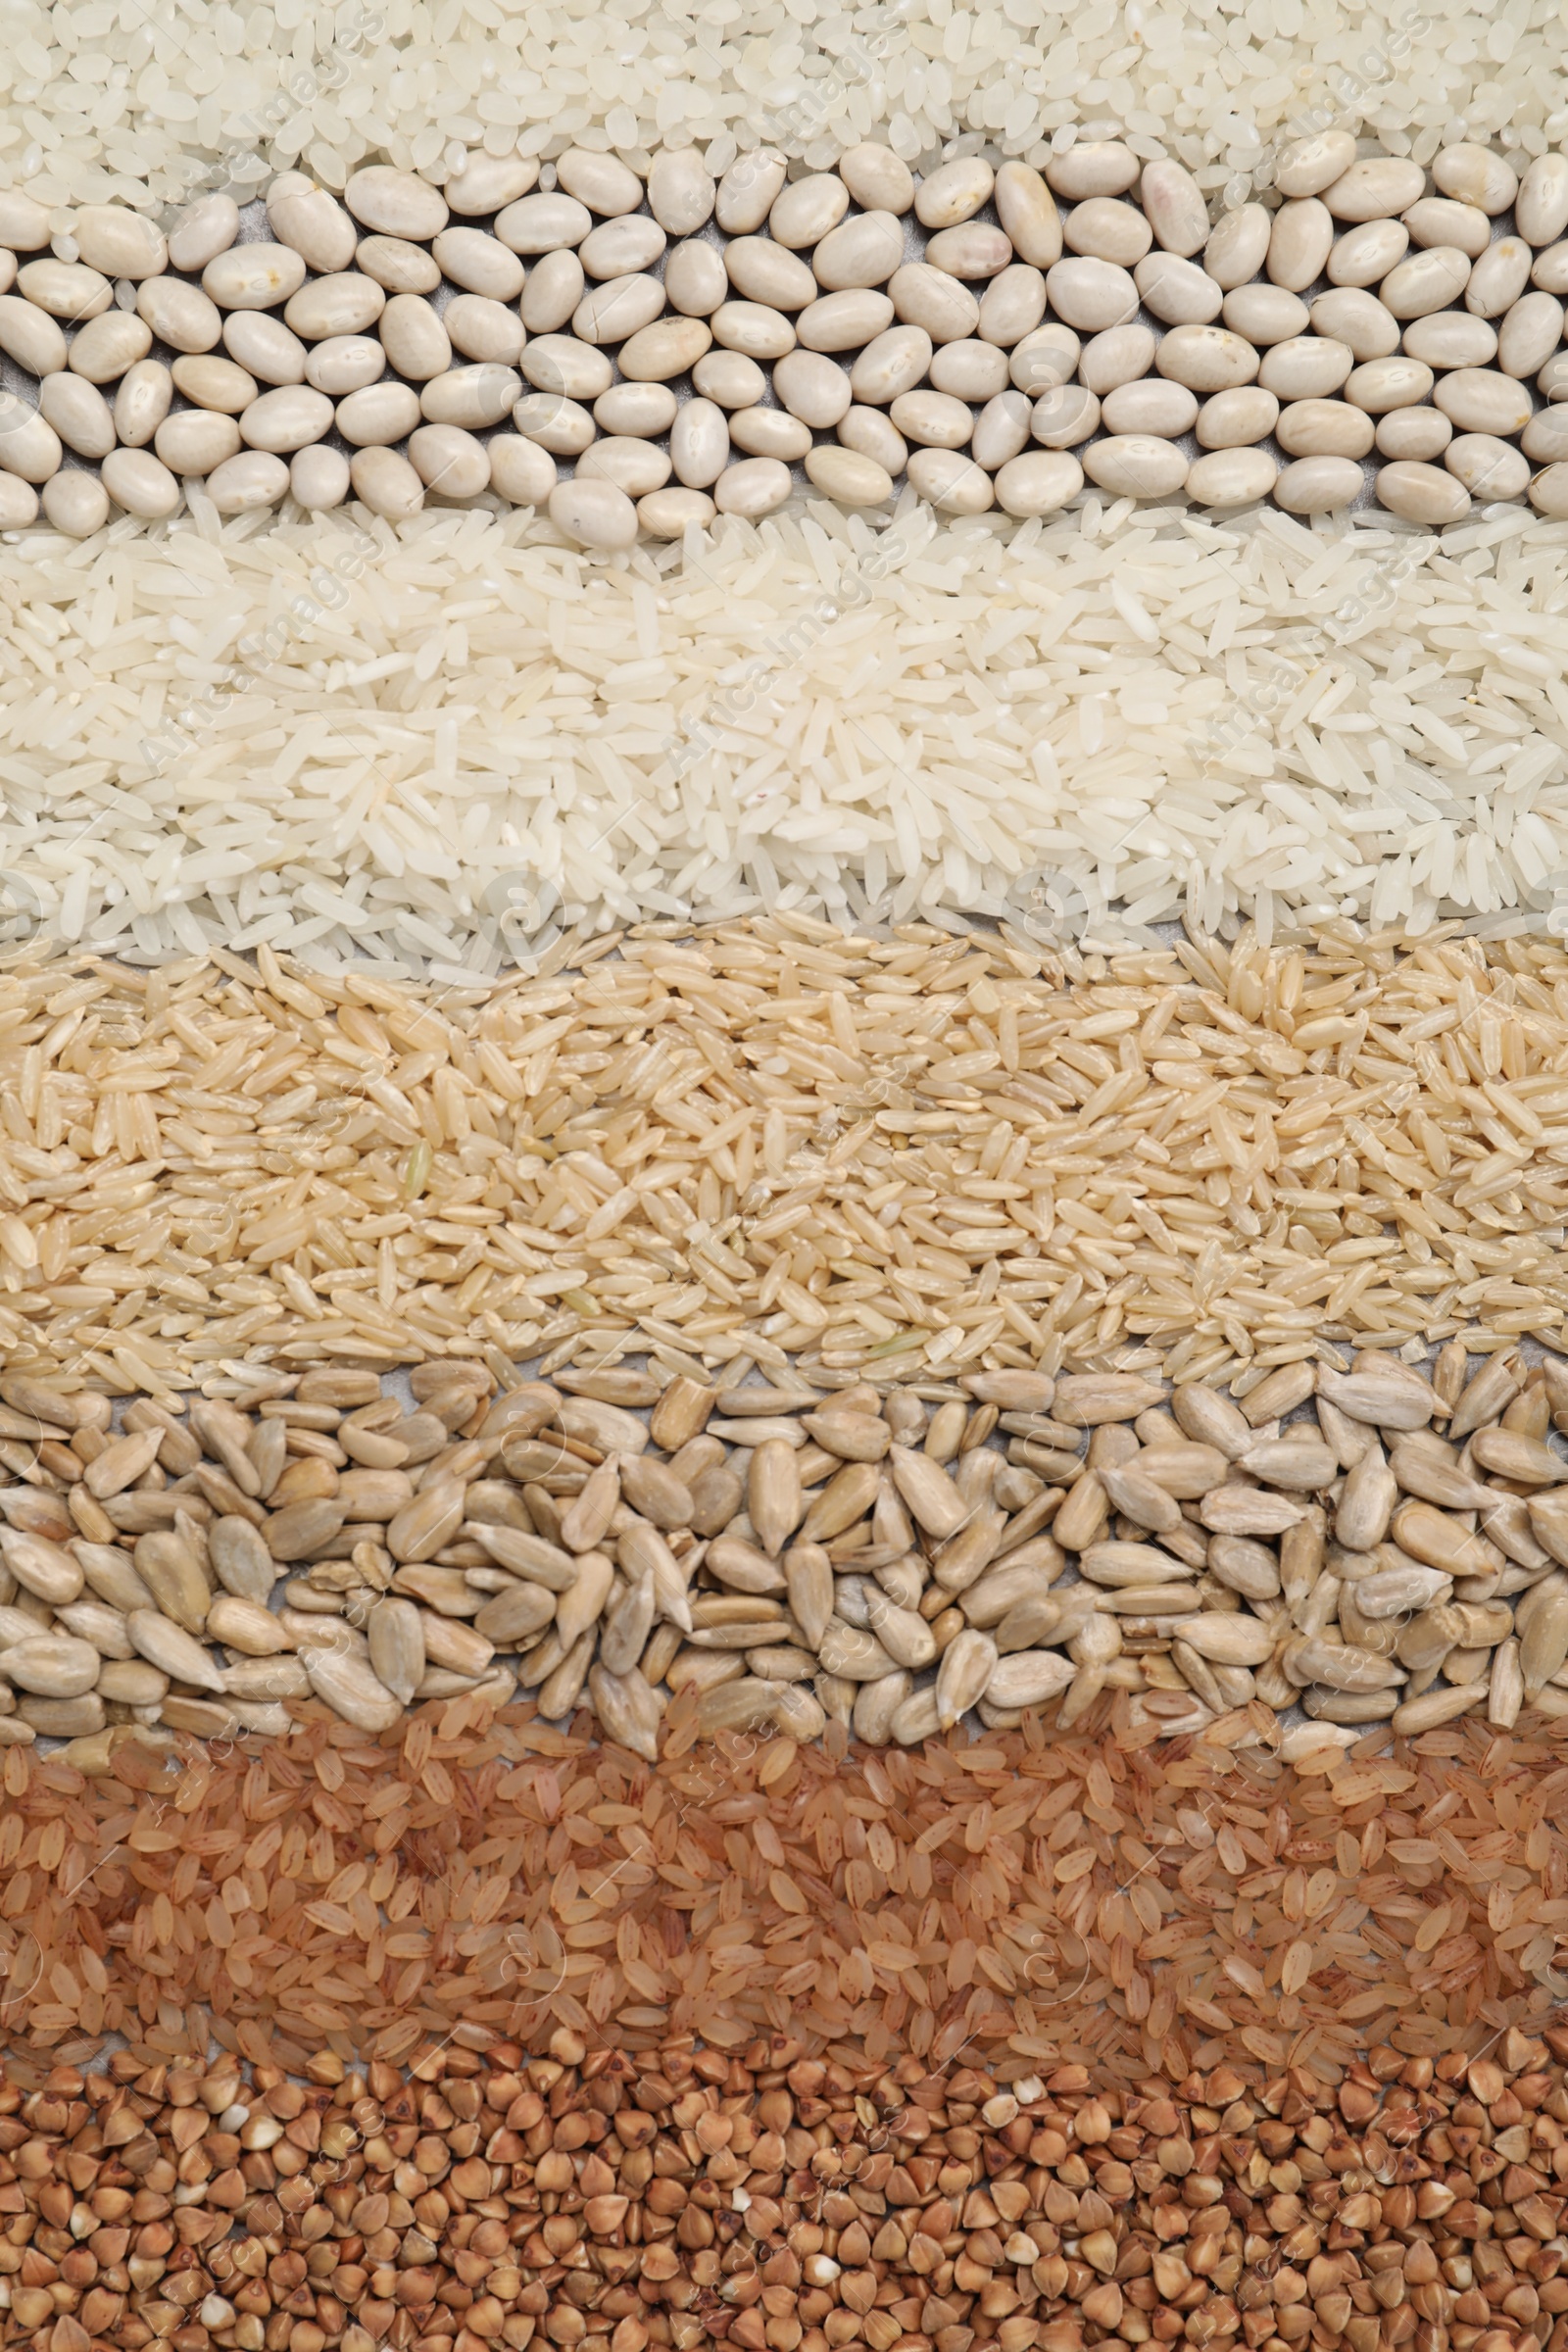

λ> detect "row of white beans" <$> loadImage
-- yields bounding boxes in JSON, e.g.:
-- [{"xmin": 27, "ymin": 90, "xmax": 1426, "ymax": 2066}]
[{"xmin": 3, "ymin": 128, "xmax": 1568, "ymax": 546}]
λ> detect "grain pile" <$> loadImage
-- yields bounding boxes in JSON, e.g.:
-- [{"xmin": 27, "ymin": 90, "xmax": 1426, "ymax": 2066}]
[
  {"xmin": 4, "ymin": 2026, "xmax": 1568, "ymax": 2352},
  {"xmin": 0, "ymin": 928, "xmax": 1566, "ymax": 1395},
  {"xmin": 1, "ymin": 1702, "xmax": 1566, "ymax": 2081}
]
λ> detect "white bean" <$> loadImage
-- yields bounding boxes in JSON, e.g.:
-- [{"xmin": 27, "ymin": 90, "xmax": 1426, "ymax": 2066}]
[
  {"xmin": 1102, "ymin": 378, "xmax": 1198, "ymax": 437},
  {"xmin": 517, "ymin": 250, "xmax": 583, "ymax": 335},
  {"xmin": 1324, "ymin": 158, "xmax": 1426, "ymax": 221},
  {"xmin": 647, "ymin": 150, "xmax": 716, "ymax": 236},
  {"xmin": 137, "ymin": 276, "xmax": 221, "ymax": 355},
  {"xmin": 1009, "ymin": 323, "xmax": 1081, "ymax": 394},
  {"xmin": 172, "ymin": 354, "xmax": 258, "ymax": 413},
  {"xmin": 1523, "ymin": 408, "xmax": 1568, "ymax": 463},
  {"xmin": 578, "ymin": 435, "xmax": 670, "ymax": 497},
  {"xmin": 977, "ymin": 264, "xmax": 1047, "ymax": 348},
  {"xmin": 1135, "ymin": 252, "xmax": 1223, "ymax": 325},
  {"xmin": 203, "ymin": 245, "xmax": 307, "ymax": 312},
  {"xmin": 241, "ymin": 385, "xmax": 334, "ymax": 454},
  {"xmin": 305, "ymin": 336, "xmax": 385, "ymax": 395},
  {"xmin": 804, "ymin": 444, "xmax": 894, "ymax": 506},
  {"xmin": 1400, "ymin": 310, "xmax": 1496, "ymax": 368},
  {"xmin": 112, "ymin": 359, "xmax": 172, "ymax": 448},
  {"xmin": 1345, "ymin": 356, "xmax": 1434, "ymax": 413},
  {"xmin": 223, "ymin": 312, "xmax": 308, "ymax": 385},
  {"xmin": 41, "ymin": 470, "xmax": 107, "ymax": 534},
  {"xmin": 724, "ymin": 237, "xmax": 817, "ymax": 312},
  {"xmin": 970, "ymin": 389, "xmax": 1031, "ymax": 468},
  {"xmin": 431, "ymin": 227, "xmax": 525, "ymax": 301},
  {"xmin": 617, "ymin": 317, "xmax": 713, "ymax": 381},
  {"xmin": 727, "ymin": 406, "xmax": 810, "ymax": 460},
  {"xmin": 284, "ymin": 273, "xmax": 385, "ymax": 341},
  {"xmin": 442, "ymin": 153, "xmax": 538, "ymax": 217},
  {"xmin": 267, "ymin": 178, "xmax": 358, "ymax": 274},
  {"xmin": 1274, "ymin": 130, "xmax": 1358, "ymax": 200},
  {"xmin": 839, "ymin": 144, "xmax": 915, "ymax": 217},
  {"xmin": 1434, "ymin": 367, "xmax": 1532, "ymax": 436},
  {"xmin": 289, "ymin": 445, "xmax": 351, "ymax": 510},
  {"xmin": 1045, "ymin": 142, "xmax": 1139, "ymax": 200},
  {"xmin": 497, "ymin": 194, "xmax": 593, "ymax": 254},
  {"xmin": 169, "ymin": 194, "xmax": 242, "ymax": 273},
  {"xmin": 68, "ymin": 312, "xmax": 152, "ymax": 383},
  {"xmin": 849, "ymin": 324, "xmax": 931, "ymax": 406},
  {"xmin": 1497, "ymin": 292, "xmax": 1563, "ymax": 380},
  {"xmin": 0, "ymin": 193, "xmax": 50, "ymax": 251},
  {"xmin": 1031, "ymin": 384, "xmax": 1100, "ymax": 446},
  {"xmin": 1519, "ymin": 156, "xmax": 1568, "ymax": 249},
  {"xmin": 1307, "ymin": 287, "xmax": 1400, "ymax": 360},
  {"xmin": 0, "ymin": 253, "xmax": 16, "ymax": 295},
  {"xmin": 638, "ymin": 485, "xmax": 716, "ymax": 536},
  {"xmin": 511, "ymin": 393, "xmax": 598, "ymax": 456},
  {"xmin": 1376, "ymin": 459, "xmax": 1469, "ymax": 524},
  {"xmin": 926, "ymin": 222, "xmax": 1013, "ymax": 280},
  {"xmin": 443, "ymin": 293, "xmax": 525, "ymax": 366},
  {"xmin": 345, "ymin": 167, "xmax": 447, "ymax": 241},
  {"xmin": 1445, "ymin": 432, "xmax": 1530, "ymax": 500},
  {"xmin": 889, "ymin": 263, "xmax": 979, "ymax": 343},
  {"xmin": 486, "ymin": 435, "xmax": 557, "ymax": 506},
  {"xmin": 1203, "ymin": 204, "xmax": 1271, "ymax": 290},
  {"xmin": 207, "ymin": 450, "xmax": 289, "ymax": 513},
  {"xmin": 1078, "ymin": 321, "xmax": 1155, "ymax": 393},
  {"xmin": 573, "ymin": 273, "xmax": 667, "ymax": 345},
  {"xmin": 1267, "ymin": 200, "xmax": 1333, "ymax": 293},
  {"xmin": 671, "ymin": 398, "xmax": 731, "ymax": 487},
  {"xmin": 1064, "ymin": 197, "xmax": 1151, "ymax": 267},
  {"xmin": 710, "ymin": 300, "xmax": 796, "ymax": 360},
  {"xmin": 1328, "ymin": 220, "xmax": 1407, "ymax": 286},
  {"xmin": 579, "ymin": 217, "xmax": 666, "ymax": 279},
  {"xmin": 906, "ymin": 447, "xmax": 994, "ymax": 512},
  {"xmin": 1221, "ymin": 284, "xmax": 1309, "ymax": 346},
  {"xmin": 1083, "ymin": 435, "xmax": 1187, "ymax": 498},
  {"xmin": 1531, "ymin": 463, "xmax": 1568, "ymax": 517},
  {"xmin": 379, "ymin": 294, "xmax": 451, "ymax": 381},
  {"xmin": 349, "ymin": 446, "xmax": 424, "ymax": 519},
  {"xmin": 1274, "ymin": 454, "xmax": 1363, "ymax": 513},
  {"xmin": 101, "ymin": 446, "xmax": 179, "ymax": 518},
  {"xmin": 890, "ymin": 387, "xmax": 973, "ymax": 449},
  {"xmin": 1139, "ymin": 159, "xmax": 1208, "ymax": 258},
  {"xmin": 1276, "ymin": 398, "xmax": 1374, "ymax": 458},
  {"xmin": 713, "ymin": 455, "xmax": 793, "ymax": 516},
  {"xmin": 0, "ymin": 393, "xmax": 60, "ymax": 483},
  {"xmin": 1257, "ymin": 335, "xmax": 1352, "ymax": 399},
  {"xmin": 663, "ymin": 239, "xmax": 728, "ymax": 318},
  {"xmin": 357, "ymin": 235, "xmax": 441, "ymax": 295},
  {"xmin": 714, "ymin": 152, "xmax": 787, "ymax": 236},
  {"xmin": 768, "ymin": 174, "xmax": 849, "ymax": 251},
  {"xmin": 1431, "ymin": 143, "xmax": 1515, "ymax": 216},
  {"xmin": 1539, "ymin": 355, "xmax": 1568, "ymax": 400},
  {"xmin": 420, "ymin": 364, "xmax": 520, "ymax": 430},
  {"xmin": 811, "ymin": 212, "xmax": 904, "ymax": 294},
  {"xmin": 74, "ymin": 205, "xmax": 165, "ymax": 280},
  {"xmin": 1402, "ymin": 196, "xmax": 1490, "ymax": 258},
  {"xmin": 155, "ymin": 409, "xmax": 242, "ymax": 473},
  {"xmin": 1380, "ymin": 246, "xmax": 1472, "ymax": 320},
  {"xmin": 840, "ymin": 406, "xmax": 907, "ymax": 473},
  {"xmin": 994, "ymin": 163, "xmax": 1061, "ymax": 268},
  {"xmin": 0, "ymin": 474, "xmax": 38, "ymax": 525},
  {"xmin": 1374, "ymin": 406, "xmax": 1450, "ymax": 460},
  {"xmin": 915, "ymin": 158, "xmax": 994, "ymax": 230},
  {"xmin": 0, "ymin": 297, "xmax": 64, "ymax": 376},
  {"xmin": 18, "ymin": 259, "xmax": 112, "ymax": 318},
  {"xmin": 557, "ymin": 149, "xmax": 644, "ymax": 220},
  {"xmin": 693, "ymin": 351, "xmax": 766, "ymax": 408},
  {"xmin": 1185, "ymin": 446, "xmax": 1278, "ymax": 506},
  {"xmin": 1466, "ymin": 238, "xmax": 1532, "ymax": 318},
  {"xmin": 37, "ymin": 372, "xmax": 114, "ymax": 459},
  {"xmin": 929, "ymin": 339, "xmax": 1008, "ymax": 400},
  {"xmin": 1158, "ymin": 323, "xmax": 1260, "ymax": 392},
  {"xmin": 994, "ymin": 447, "xmax": 1083, "ymax": 514},
  {"xmin": 336, "ymin": 380, "xmax": 422, "ymax": 447},
  {"xmin": 772, "ymin": 347, "xmax": 852, "ymax": 428},
  {"xmin": 798, "ymin": 289, "xmax": 895, "ymax": 352},
  {"xmin": 1044, "ymin": 256, "xmax": 1137, "ymax": 332},
  {"xmin": 1196, "ymin": 385, "xmax": 1280, "ymax": 447},
  {"xmin": 409, "ymin": 421, "xmax": 490, "ymax": 498}
]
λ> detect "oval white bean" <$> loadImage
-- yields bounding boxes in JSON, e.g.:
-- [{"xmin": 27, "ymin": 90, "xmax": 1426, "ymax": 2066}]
[
  {"xmin": 497, "ymin": 194, "xmax": 593, "ymax": 254},
  {"xmin": 356, "ymin": 235, "xmax": 441, "ymax": 295},
  {"xmin": 1466, "ymin": 238, "xmax": 1532, "ymax": 318},
  {"xmin": 578, "ymin": 436, "xmax": 671, "ymax": 497},
  {"xmin": 994, "ymin": 163, "xmax": 1061, "ymax": 268},
  {"xmin": 671, "ymin": 398, "xmax": 730, "ymax": 487},
  {"xmin": 74, "ymin": 205, "xmax": 166, "ymax": 279},
  {"xmin": 693, "ymin": 351, "xmax": 766, "ymax": 408},
  {"xmin": 1274, "ymin": 454, "xmax": 1364, "ymax": 513},
  {"xmin": 1445, "ymin": 433, "xmax": 1530, "ymax": 501},
  {"xmin": 284, "ymin": 273, "xmax": 385, "ymax": 340},
  {"xmin": 40, "ymin": 470, "xmax": 106, "ymax": 535},
  {"xmin": 1186, "ymin": 446, "xmax": 1278, "ymax": 506},
  {"xmin": 1101, "ymin": 378, "xmax": 1198, "ymax": 437},
  {"xmin": 170, "ymin": 192, "xmax": 241, "ymax": 273},
  {"xmin": 1519, "ymin": 156, "xmax": 1568, "ymax": 248},
  {"xmin": 290, "ymin": 445, "xmax": 351, "ymax": 510},
  {"xmin": 1328, "ymin": 220, "xmax": 1408, "ymax": 286},
  {"xmin": 1044, "ymin": 256, "xmax": 1137, "ymax": 332},
  {"xmin": 305, "ymin": 336, "xmax": 385, "ymax": 396},
  {"xmin": 1497, "ymin": 293, "xmax": 1563, "ymax": 381},
  {"xmin": 1380, "ymin": 246, "xmax": 1472, "ymax": 320},
  {"xmin": 1399, "ymin": 311, "xmax": 1496, "ymax": 369},
  {"xmin": 335, "ymin": 381, "xmax": 422, "ymax": 447},
  {"xmin": 1221, "ymin": 285, "xmax": 1309, "ymax": 346},
  {"xmin": 37, "ymin": 373, "xmax": 114, "ymax": 460},
  {"xmin": 407, "ymin": 423, "xmax": 491, "ymax": 500},
  {"xmin": 592, "ymin": 382, "xmax": 677, "ymax": 437},
  {"xmin": 67, "ymin": 311, "xmax": 152, "ymax": 382},
  {"xmin": 154, "ymin": 409, "xmax": 242, "ymax": 473},
  {"xmin": 713, "ymin": 456, "xmax": 792, "ymax": 517},
  {"xmin": 638, "ymin": 486, "xmax": 716, "ymax": 537},
  {"xmin": 1374, "ymin": 406, "xmax": 1450, "ymax": 461},
  {"xmin": 724, "ymin": 237, "xmax": 818, "ymax": 312},
  {"xmin": 137, "ymin": 276, "xmax": 222, "ymax": 355},
  {"xmin": 768, "ymin": 174, "xmax": 849, "ymax": 251},
  {"xmin": 647, "ymin": 150, "xmax": 716, "ymax": 236},
  {"xmin": 1323, "ymin": 158, "xmax": 1425, "ymax": 221},
  {"xmin": 0, "ymin": 393, "xmax": 60, "ymax": 483},
  {"xmin": 906, "ymin": 447, "xmax": 994, "ymax": 513},
  {"xmin": 1376, "ymin": 460, "xmax": 1469, "ymax": 525},
  {"xmin": 891, "ymin": 388, "xmax": 974, "ymax": 449},
  {"xmin": 1196, "ymin": 385, "xmax": 1279, "ymax": 448},
  {"xmin": 840, "ymin": 144, "xmax": 915, "ymax": 217},
  {"xmin": 1530, "ymin": 463, "xmax": 1568, "ymax": 517},
  {"xmin": 1522, "ymin": 409, "xmax": 1568, "ymax": 463},
  {"xmin": 1306, "ymin": 287, "xmax": 1400, "ymax": 361},
  {"xmin": 0, "ymin": 474, "xmax": 38, "ymax": 525},
  {"xmin": 1275, "ymin": 398, "xmax": 1374, "ymax": 458},
  {"xmin": 579, "ymin": 217, "xmax": 666, "ymax": 279},
  {"xmin": 1045, "ymin": 143, "xmax": 1139, "ymax": 200},
  {"xmin": 172, "ymin": 354, "xmax": 259, "ymax": 413},
  {"xmin": 18, "ymin": 259, "xmax": 112, "ymax": 318},
  {"xmin": 241, "ymin": 385, "xmax": 335, "ymax": 454},
  {"xmin": 970, "ymin": 389, "xmax": 1031, "ymax": 468},
  {"xmin": 1064, "ymin": 197, "xmax": 1151, "ymax": 267},
  {"xmin": 773, "ymin": 347, "xmax": 852, "ymax": 427},
  {"xmin": 267, "ymin": 177, "xmax": 358, "ymax": 273},
  {"xmin": 1135, "ymin": 252, "xmax": 1223, "ymax": 325},
  {"xmin": 889, "ymin": 263, "xmax": 979, "ymax": 344},
  {"xmin": 1258, "ymin": 336, "xmax": 1353, "ymax": 399},
  {"xmin": 839, "ymin": 405, "xmax": 906, "ymax": 474},
  {"xmin": 1082, "ymin": 435, "xmax": 1188, "ymax": 499},
  {"xmin": 1274, "ymin": 130, "xmax": 1358, "ymax": 199},
  {"xmin": 928, "ymin": 339, "xmax": 1008, "ymax": 400},
  {"xmin": 520, "ymin": 335, "xmax": 612, "ymax": 401},
  {"xmin": 1031, "ymin": 384, "xmax": 1100, "ymax": 446},
  {"xmin": 1203, "ymin": 203, "xmax": 1271, "ymax": 290},
  {"xmin": 710, "ymin": 301, "xmax": 796, "ymax": 360},
  {"xmin": 443, "ymin": 153, "xmax": 538, "ymax": 217},
  {"xmin": 727, "ymin": 407, "xmax": 810, "ymax": 461},
  {"xmin": 349, "ymin": 446, "xmax": 424, "ymax": 520},
  {"xmin": 1431, "ymin": 143, "xmax": 1516, "ymax": 215},
  {"xmin": 977, "ymin": 264, "xmax": 1047, "ymax": 348},
  {"xmin": 573, "ymin": 273, "xmax": 666, "ymax": 346},
  {"xmin": 1078, "ymin": 321, "xmax": 1155, "ymax": 394},
  {"xmin": 926, "ymin": 222, "xmax": 1013, "ymax": 281},
  {"xmin": 662, "ymin": 239, "xmax": 728, "ymax": 318},
  {"xmin": 1267, "ymin": 199, "xmax": 1334, "ymax": 292},
  {"xmin": 519, "ymin": 250, "xmax": 585, "ymax": 335},
  {"xmin": 804, "ymin": 444, "xmax": 894, "ymax": 506},
  {"xmin": 420, "ymin": 364, "xmax": 520, "ymax": 430},
  {"xmin": 345, "ymin": 167, "xmax": 447, "ymax": 240},
  {"xmin": 714, "ymin": 152, "xmax": 787, "ymax": 236},
  {"xmin": 1139, "ymin": 159, "xmax": 1208, "ymax": 257},
  {"xmin": 994, "ymin": 447, "xmax": 1082, "ymax": 515},
  {"xmin": 1402, "ymin": 197, "xmax": 1490, "ymax": 257},
  {"xmin": 1009, "ymin": 324, "xmax": 1081, "ymax": 395},
  {"xmin": 379, "ymin": 295, "xmax": 451, "ymax": 382},
  {"xmin": 206, "ymin": 450, "xmax": 289, "ymax": 513},
  {"xmin": 557, "ymin": 148, "xmax": 643, "ymax": 220},
  {"xmin": 486, "ymin": 435, "xmax": 558, "ymax": 506},
  {"xmin": 617, "ymin": 317, "xmax": 713, "ymax": 381},
  {"xmin": 101, "ymin": 446, "xmax": 180, "ymax": 518},
  {"xmin": 442, "ymin": 294, "xmax": 524, "ymax": 367},
  {"xmin": 221, "ymin": 313, "xmax": 308, "ymax": 386},
  {"xmin": 811, "ymin": 212, "xmax": 904, "ymax": 294},
  {"xmin": 1431, "ymin": 367, "xmax": 1531, "ymax": 439},
  {"xmin": 112, "ymin": 360, "xmax": 172, "ymax": 448},
  {"xmin": 850, "ymin": 323, "xmax": 932, "ymax": 405},
  {"xmin": 1346, "ymin": 356, "xmax": 1434, "ymax": 413},
  {"xmin": 797, "ymin": 290, "xmax": 896, "ymax": 353},
  {"xmin": 431, "ymin": 227, "xmax": 525, "ymax": 301},
  {"xmin": 203, "ymin": 245, "xmax": 307, "ymax": 312},
  {"xmin": 915, "ymin": 158, "xmax": 994, "ymax": 229},
  {"xmin": 1157, "ymin": 323, "xmax": 1260, "ymax": 392}
]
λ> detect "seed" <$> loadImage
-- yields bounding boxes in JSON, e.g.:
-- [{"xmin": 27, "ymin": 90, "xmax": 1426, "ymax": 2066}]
[
  {"xmin": 367, "ymin": 1596, "xmax": 425, "ymax": 1704},
  {"xmin": 131, "ymin": 1530, "xmax": 211, "ymax": 1635},
  {"xmin": 588, "ymin": 1660, "xmax": 663, "ymax": 1760},
  {"xmin": 299, "ymin": 1646, "xmax": 403, "ymax": 1732},
  {"xmin": 748, "ymin": 1438, "xmax": 803, "ymax": 1555},
  {"xmin": 126, "ymin": 1609, "xmax": 227, "ymax": 1692}
]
